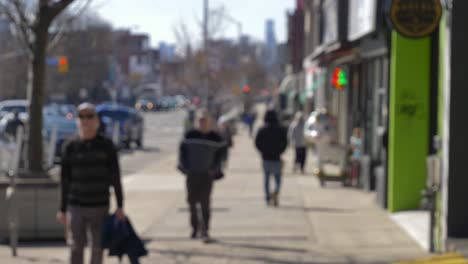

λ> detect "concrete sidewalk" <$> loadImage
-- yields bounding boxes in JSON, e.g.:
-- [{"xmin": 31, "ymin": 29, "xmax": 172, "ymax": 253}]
[{"xmin": 0, "ymin": 126, "xmax": 428, "ymax": 263}]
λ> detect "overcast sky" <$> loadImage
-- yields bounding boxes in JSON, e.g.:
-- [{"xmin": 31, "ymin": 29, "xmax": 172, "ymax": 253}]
[{"xmin": 96, "ymin": 0, "xmax": 296, "ymax": 47}]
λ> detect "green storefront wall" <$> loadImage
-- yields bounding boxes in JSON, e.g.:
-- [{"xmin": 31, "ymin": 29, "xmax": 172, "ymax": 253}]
[
  {"xmin": 434, "ymin": 12, "xmax": 446, "ymax": 253},
  {"xmin": 388, "ymin": 31, "xmax": 431, "ymax": 212}
]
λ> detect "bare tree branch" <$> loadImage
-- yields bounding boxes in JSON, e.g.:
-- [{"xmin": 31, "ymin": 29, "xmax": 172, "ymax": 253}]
[
  {"xmin": 48, "ymin": 0, "xmax": 92, "ymax": 52},
  {"xmin": 0, "ymin": 0, "xmax": 34, "ymax": 53},
  {"xmin": 208, "ymin": 5, "xmax": 228, "ymax": 39},
  {"xmin": 173, "ymin": 19, "xmax": 194, "ymax": 56},
  {"xmin": 49, "ymin": 0, "xmax": 76, "ymax": 21},
  {"xmin": 11, "ymin": 0, "xmax": 34, "ymax": 51}
]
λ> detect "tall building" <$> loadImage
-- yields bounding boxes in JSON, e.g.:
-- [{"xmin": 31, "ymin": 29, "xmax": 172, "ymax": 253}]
[
  {"xmin": 114, "ymin": 30, "xmax": 152, "ymax": 79},
  {"xmin": 264, "ymin": 19, "xmax": 278, "ymax": 70},
  {"xmin": 287, "ymin": 0, "xmax": 304, "ymax": 73},
  {"xmin": 159, "ymin": 42, "xmax": 176, "ymax": 63}
]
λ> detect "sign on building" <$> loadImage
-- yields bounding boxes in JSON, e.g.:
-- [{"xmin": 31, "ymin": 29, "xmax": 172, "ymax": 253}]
[
  {"xmin": 390, "ymin": 0, "xmax": 442, "ymax": 38},
  {"xmin": 348, "ymin": 0, "xmax": 377, "ymax": 41}
]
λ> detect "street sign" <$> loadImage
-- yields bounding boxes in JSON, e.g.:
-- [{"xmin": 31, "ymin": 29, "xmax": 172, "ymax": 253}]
[{"xmin": 390, "ymin": 0, "xmax": 442, "ymax": 38}]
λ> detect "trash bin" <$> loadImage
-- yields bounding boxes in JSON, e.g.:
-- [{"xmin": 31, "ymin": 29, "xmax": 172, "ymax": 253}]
[
  {"xmin": 375, "ymin": 165, "xmax": 387, "ymax": 208},
  {"xmin": 360, "ymin": 155, "xmax": 371, "ymax": 191}
]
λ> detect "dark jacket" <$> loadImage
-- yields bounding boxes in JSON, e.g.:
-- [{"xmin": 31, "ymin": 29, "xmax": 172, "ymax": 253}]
[
  {"xmin": 60, "ymin": 135, "xmax": 123, "ymax": 212},
  {"xmin": 178, "ymin": 129, "xmax": 225, "ymax": 179},
  {"xmin": 5, "ymin": 116, "xmax": 24, "ymax": 138},
  {"xmin": 101, "ymin": 214, "xmax": 147, "ymax": 264},
  {"xmin": 255, "ymin": 110, "xmax": 288, "ymax": 161}
]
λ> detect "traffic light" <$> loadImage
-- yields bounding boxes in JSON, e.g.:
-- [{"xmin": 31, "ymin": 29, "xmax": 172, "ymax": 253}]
[
  {"xmin": 58, "ymin": 56, "xmax": 69, "ymax": 73},
  {"xmin": 243, "ymin": 85, "xmax": 251, "ymax": 94}
]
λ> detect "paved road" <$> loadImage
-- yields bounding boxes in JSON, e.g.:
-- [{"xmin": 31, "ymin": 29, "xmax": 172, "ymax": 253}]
[{"xmin": 119, "ymin": 110, "xmax": 185, "ymax": 176}]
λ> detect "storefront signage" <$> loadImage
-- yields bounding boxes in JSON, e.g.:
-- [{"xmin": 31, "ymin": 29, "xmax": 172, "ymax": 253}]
[
  {"xmin": 390, "ymin": 0, "xmax": 442, "ymax": 38},
  {"xmin": 348, "ymin": 0, "xmax": 377, "ymax": 41},
  {"xmin": 322, "ymin": 0, "xmax": 339, "ymax": 45}
]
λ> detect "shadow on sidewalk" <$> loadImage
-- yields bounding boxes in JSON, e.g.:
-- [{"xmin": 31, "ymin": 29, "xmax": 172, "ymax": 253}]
[
  {"xmin": 150, "ymin": 235, "xmax": 308, "ymax": 242},
  {"xmin": 1, "ymin": 239, "xmax": 66, "ymax": 248},
  {"xmin": 177, "ymin": 207, "xmax": 230, "ymax": 213},
  {"xmin": 139, "ymin": 146, "xmax": 161, "ymax": 153},
  {"xmin": 6, "ymin": 255, "xmax": 64, "ymax": 263},
  {"xmin": 215, "ymin": 240, "xmax": 308, "ymax": 253},
  {"xmin": 227, "ymin": 168, "xmax": 262, "ymax": 174},
  {"xmin": 0, "ymin": 240, "xmax": 66, "ymax": 263},
  {"xmin": 149, "ymin": 247, "xmax": 334, "ymax": 264},
  {"xmin": 119, "ymin": 148, "xmax": 135, "ymax": 155},
  {"xmin": 278, "ymin": 205, "xmax": 354, "ymax": 213}
]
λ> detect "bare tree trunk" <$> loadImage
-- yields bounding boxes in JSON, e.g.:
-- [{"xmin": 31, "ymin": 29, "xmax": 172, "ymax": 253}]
[{"xmin": 27, "ymin": 25, "xmax": 49, "ymax": 176}]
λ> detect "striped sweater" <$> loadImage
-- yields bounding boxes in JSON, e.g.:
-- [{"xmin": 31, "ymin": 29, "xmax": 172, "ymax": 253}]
[{"xmin": 60, "ymin": 135, "xmax": 123, "ymax": 212}]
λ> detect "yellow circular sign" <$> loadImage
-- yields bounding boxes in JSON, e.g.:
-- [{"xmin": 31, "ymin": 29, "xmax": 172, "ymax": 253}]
[{"xmin": 390, "ymin": 0, "xmax": 442, "ymax": 38}]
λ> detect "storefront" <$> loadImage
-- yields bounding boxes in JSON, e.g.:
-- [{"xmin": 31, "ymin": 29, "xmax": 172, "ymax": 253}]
[
  {"xmin": 342, "ymin": 0, "xmax": 390, "ymax": 192},
  {"xmin": 316, "ymin": 0, "xmax": 351, "ymax": 145},
  {"xmin": 304, "ymin": 0, "xmax": 390, "ymax": 191}
]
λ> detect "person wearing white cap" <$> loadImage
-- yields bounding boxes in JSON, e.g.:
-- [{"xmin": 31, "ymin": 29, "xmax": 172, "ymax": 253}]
[{"xmin": 56, "ymin": 102, "xmax": 125, "ymax": 264}]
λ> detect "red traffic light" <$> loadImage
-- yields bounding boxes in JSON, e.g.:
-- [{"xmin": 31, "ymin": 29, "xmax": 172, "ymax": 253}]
[
  {"xmin": 243, "ymin": 85, "xmax": 251, "ymax": 94},
  {"xmin": 58, "ymin": 56, "xmax": 69, "ymax": 73},
  {"xmin": 58, "ymin": 56, "xmax": 68, "ymax": 66}
]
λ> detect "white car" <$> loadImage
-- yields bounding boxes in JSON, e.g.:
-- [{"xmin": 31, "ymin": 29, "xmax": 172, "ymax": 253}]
[{"xmin": 0, "ymin": 100, "xmax": 29, "ymax": 120}]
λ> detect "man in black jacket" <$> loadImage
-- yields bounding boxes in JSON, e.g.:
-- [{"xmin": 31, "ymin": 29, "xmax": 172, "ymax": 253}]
[
  {"xmin": 255, "ymin": 110, "xmax": 288, "ymax": 207},
  {"xmin": 178, "ymin": 110, "xmax": 225, "ymax": 242},
  {"xmin": 4, "ymin": 110, "xmax": 24, "ymax": 140},
  {"xmin": 56, "ymin": 103, "xmax": 125, "ymax": 264}
]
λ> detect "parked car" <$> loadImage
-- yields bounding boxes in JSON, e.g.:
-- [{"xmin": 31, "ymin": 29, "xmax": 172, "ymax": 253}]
[
  {"xmin": 0, "ymin": 103, "xmax": 78, "ymax": 161},
  {"xmin": 0, "ymin": 99, "xmax": 29, "ymax": 120},
  {"xmin": 96, "ymin": 104, "xmax": 144, "ymax": 148},
  {"xmin": 158, "ymin": 96, "xmax": 179, "ymax": 111},
  {"xmin": 135, "ymin": 98, "xmax": 155, "ymax": 112},
  {"xmin": 42, "ymin": 104, "xmax": 78, "ymax": 159}
]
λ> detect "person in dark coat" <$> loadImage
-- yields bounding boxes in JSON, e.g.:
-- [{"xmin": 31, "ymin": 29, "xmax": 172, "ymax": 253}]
[
  {"xmin": 255, "ymin": 110, "xmax": 288, "ymax": 207},
  {"xmin": 57, "ymin": 103, "xmax": 125, "ymax": 264},
  {"xmin": 178, "ymin": 110, "xmax": 225, "ymax": 242},
  {"xmin": 4, "ymin": 110, "xmax": 24, "ymax": 140}
]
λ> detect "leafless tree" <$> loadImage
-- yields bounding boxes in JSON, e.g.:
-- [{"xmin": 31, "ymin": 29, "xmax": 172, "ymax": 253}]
[
  {"xmin": 171, "ymin": 4, "xmax": 233, "ymax": 98},
  {"xmin": 173, "ymin": 19, "xmax": 193, "ymax": 58},
  {"xmin": 47, "ymin": 13, "xmax": 113, "ymax": 104},
  {"xmin": 0, "ymin": 0, "xmax": 86, "ymax": 176}
]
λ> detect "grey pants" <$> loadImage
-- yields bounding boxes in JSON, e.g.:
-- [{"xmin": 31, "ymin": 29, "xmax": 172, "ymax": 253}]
[{"xmin": 67, "ymin": 206, "xmax": 109, "ymax": 264}]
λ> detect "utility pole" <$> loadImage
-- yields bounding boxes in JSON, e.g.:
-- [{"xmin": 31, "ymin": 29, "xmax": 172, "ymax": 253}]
[
  {"xmin": 203, "ymin": 0, "xmax": 209, "ymax": 51},
  {"xmin": 203, "ymin": 0, "xmax": 213, "ymax": 112}
]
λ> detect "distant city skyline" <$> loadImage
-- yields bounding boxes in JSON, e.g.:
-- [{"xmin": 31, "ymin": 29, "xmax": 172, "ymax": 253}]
[
  {"xmin": 265, "ymin": 19, "xmax": 278, "ymax": 68},
  {"xmin": 96, "ymin": 0, "xmax": 295, "ymax": 47}
]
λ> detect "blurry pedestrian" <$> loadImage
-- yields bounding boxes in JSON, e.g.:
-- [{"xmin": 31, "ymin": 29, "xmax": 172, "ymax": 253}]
[
  {"xmin": 218, "ymin": 118, "xmax": 234, "ymax": 168},
  {"xmin": 288, "ymin": 111, "xmax": 307, "ymax": 173},
  {"xmin": 57, "ymin": 102, "xmax": 125, "ymax": 264},
  {"xmin": 184, "ymin": 106, "xmax": 196, "ymax": 133},
  {"xmin": 255, "ymin": 110, "xmax": 288, "ymax": 207},
  {"xmin": 349, "ymin": 127, "xmax": 363, "ymax": 186},
  {"xmin": 4, "ymin": 110, "xmax": 24, "ymax": 140},
  {"xmin": 178, "ymin": 110, "xmax": 225, "ymax": 243},
  {"xmin": 243, "ymin": 110, "xmax": 256, "ymax": 137}
]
